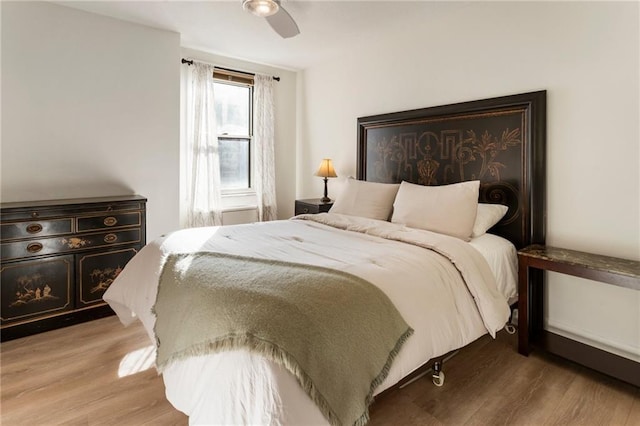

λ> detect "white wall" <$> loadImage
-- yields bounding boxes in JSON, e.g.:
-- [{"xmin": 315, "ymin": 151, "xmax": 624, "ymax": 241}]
[
  {"xmin": 179, "ymin": 48, "xmax": 298, "ymax": 224},
  {"xmin": 1, "ymin": 1, "xmax": 181, "ymax": 241},
  {"xmin": 299, "ymin": 2, "xmax": 640, "ymax": 360}
]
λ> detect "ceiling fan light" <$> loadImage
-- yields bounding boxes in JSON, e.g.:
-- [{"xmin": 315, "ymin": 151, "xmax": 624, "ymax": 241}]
[{"xmin": 243, "ymin": 0, "xmax": 279, "ymax": 17}]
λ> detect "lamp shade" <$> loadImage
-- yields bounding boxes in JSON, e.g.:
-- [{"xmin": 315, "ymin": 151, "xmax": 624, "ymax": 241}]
[
  {"xmin": 243, "ymin": 0, "xmax": 279, "ymax": 17},
  {"xmin": 314, "ymin": 159, "xmax": 337, "ymax": 178}
]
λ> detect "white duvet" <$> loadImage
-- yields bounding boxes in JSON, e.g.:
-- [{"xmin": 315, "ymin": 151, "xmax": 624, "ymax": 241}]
[{"xmin": 104, "ymin": 214, "xmax": 512, "ymax": 425}]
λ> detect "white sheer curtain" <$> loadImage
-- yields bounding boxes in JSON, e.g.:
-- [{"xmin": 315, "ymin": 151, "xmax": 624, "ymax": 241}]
[
  {"xmin": 253, "ymin": 74, "xmax": 278, "ymax": 221},
  {"xmin": 184, "ymin": 62, "xmax": 223, "ymax": 227}
]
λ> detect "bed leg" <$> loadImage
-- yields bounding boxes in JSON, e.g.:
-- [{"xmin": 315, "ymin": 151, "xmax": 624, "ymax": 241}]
[
  {"xmin": 432, "ymin": 361, "xmax": 445, "ymax": 387},
  {"xmin": 399, "ymin": 351, "xmax": 457, "ymax": 389},
  {"xmin": 505, "ymin": 303, "xmax": 518, "ymax": 335}
]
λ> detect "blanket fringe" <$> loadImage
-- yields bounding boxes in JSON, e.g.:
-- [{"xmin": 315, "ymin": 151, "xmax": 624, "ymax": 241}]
[{"xmin": 355, "ymin": 326, "xmax": 414, "ymax": 426}]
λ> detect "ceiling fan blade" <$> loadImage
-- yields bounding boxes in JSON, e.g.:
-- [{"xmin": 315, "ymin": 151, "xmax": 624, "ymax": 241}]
[{"xmin": 265, "ymin": 6, "xmax": 300, "ymax": 39}]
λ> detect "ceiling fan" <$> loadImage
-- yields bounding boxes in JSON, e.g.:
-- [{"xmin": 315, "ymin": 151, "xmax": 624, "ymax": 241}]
[{"xmin": 242, "ymin": 0, "xmax": 300, "ymax": 39}]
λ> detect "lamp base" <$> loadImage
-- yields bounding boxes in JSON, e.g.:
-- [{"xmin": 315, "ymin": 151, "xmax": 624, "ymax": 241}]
[{"xmin": 320, "ymin": 177, "xmax": 332, "ymax": 204}]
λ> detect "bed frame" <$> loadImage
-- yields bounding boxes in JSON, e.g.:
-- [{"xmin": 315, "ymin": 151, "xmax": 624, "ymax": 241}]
[{"xmin": 356, "ymin": 91, "xmax": 547, "ymax": 389}]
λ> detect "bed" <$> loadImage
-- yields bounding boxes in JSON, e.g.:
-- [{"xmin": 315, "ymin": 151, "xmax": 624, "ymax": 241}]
[{"xmin": 104, "ymin": 91, "xmax": 546, "ymax": 425}]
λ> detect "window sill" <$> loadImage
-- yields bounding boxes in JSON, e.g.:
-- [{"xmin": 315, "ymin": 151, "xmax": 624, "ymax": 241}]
[
  {"xmin": 222, "ymin": 189, "xmax": 256, "ymax": 197},
  {"xmin": 221, "ymin": 191, "xmax": 257, "ymax": 211},
  {"xmin": 222, "ymin": 205, "xmax": 257, "ymax": 213}
]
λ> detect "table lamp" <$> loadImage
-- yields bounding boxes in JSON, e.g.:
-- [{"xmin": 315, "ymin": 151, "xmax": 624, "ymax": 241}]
[{"xmin": 314, "ymin": 159, "xmax": 337, "ymax": 203}]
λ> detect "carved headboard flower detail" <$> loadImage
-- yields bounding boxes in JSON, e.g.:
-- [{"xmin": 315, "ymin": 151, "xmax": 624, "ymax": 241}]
[{"xmin": 464, "ymin": 128, "xmax": 522, "ymax": 181}]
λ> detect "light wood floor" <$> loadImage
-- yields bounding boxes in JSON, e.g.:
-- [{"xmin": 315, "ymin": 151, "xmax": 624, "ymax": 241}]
[{"xmin": 1, "ymin": 316, "xmax": 638, "ymax": 425}]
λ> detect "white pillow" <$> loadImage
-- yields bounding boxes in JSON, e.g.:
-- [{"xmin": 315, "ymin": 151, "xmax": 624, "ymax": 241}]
[
  {"xmin": 469, "ymin": 232, "xmax": 518, "ymax": 301},
  {"xmin": 329, "ymin": 179, "xmax": 400, "ymax": 221},
  {"xmin": 472, "ymin": 203, "xmax": 509, "ymax": 237},
  {"xmin": 391, "ymin": 180, "xmax": 480, "ymax": 241}
]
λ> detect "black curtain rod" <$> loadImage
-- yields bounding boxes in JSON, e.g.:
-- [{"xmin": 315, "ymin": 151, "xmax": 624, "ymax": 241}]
[{"xmin": 181, "ymin": 58, "xmax": 280, "ymax": 82}]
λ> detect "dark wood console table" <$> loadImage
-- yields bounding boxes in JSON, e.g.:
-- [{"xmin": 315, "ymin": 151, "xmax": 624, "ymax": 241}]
[{"xmin": 518, "ymin": 245, "xmax": 640, "ymax": 387}]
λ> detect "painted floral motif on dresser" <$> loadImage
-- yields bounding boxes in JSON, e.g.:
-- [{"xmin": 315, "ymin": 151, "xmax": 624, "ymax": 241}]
[
  {"xmin": 89, "ymin": 266, "xmax": 124, "ymax": 294},
  {"xmin": 61, "ymin": 237, "xmax": 90, "ymax": 249},
  {"xmin": 9, "ymin": 273, "xmax": 59, "ymax": 307}
]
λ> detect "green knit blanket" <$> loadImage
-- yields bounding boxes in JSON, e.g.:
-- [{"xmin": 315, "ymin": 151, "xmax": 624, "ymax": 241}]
[{"xmin": 153, "ymin": 252, "xmax": 413, "ymax": 426}]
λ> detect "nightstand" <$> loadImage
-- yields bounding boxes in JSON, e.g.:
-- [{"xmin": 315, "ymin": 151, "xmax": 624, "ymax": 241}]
[{"xmin": 294, "ymin": 198, "xmax": 333, "ymax": 215}]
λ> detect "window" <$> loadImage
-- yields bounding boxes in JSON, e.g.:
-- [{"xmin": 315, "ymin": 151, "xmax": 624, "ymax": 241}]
[{"xmin": 213, "ymin": 77, "xmax": 253, "ymax": 192}]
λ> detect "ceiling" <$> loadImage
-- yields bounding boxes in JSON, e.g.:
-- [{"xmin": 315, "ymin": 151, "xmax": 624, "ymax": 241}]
[{"xmin": 55, "ymin": 0, "xmax": 449, "ymax": 70}]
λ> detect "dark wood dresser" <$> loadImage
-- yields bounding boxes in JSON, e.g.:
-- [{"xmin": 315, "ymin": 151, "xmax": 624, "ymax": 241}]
[{"xmin": 1, "ymin": 195, "xmax": 146, "ymax": 341}]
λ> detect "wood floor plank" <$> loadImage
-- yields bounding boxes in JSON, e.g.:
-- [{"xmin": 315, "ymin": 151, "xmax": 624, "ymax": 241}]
[
  {"xmin": 625, "ymin": 390, "xmax": 640, "ymax": 426},
  {"xmin": 1, "ymin": 316, "xmax": 638, "ymax": 425},
  {"xmin": 545, "ymin": 368, "xmax": 639, "ymax": 426},
  {"xmin": 369, "ymin": 392, "xmax": 442, "ymax": 426},
  {"xmin": 1, "ymin": 318, "xmax": 186, "ymax": 426},
  {"xmin": 407, "ymin": 333, "xmax": 515, "ymax": 424},
  {"xmin": 462, "ymin": 345, "xmax": 577, "ymax": 425}
]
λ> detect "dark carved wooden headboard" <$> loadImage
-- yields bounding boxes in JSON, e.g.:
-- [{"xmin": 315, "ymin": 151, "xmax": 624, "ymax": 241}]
[{"xmin": 357, "ymin": 91, "xmax": 546, "ymax": 249}]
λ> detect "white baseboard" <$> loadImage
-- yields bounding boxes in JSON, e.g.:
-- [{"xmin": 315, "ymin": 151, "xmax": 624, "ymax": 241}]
[{"xmin": 546, "ymin": 320, "xmax": 640, "ymax": 362}]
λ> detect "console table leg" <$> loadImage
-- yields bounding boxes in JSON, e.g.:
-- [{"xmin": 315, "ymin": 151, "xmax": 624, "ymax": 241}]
[{"xmin": 518, "ymin": 258, "xmax": 530, "ymax": 355}]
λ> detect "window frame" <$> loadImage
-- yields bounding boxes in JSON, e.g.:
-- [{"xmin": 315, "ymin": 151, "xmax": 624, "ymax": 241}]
[{"xmin": 213, "ymin": 76, "xmax": 255, "ymax": 196}]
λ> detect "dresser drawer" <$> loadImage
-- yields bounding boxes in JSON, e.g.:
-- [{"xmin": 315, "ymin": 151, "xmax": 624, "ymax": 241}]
[
  {"xmin": 0, "ymin": 198, "xmax": 145, "ymax": 222},
  {"xmin": 1, "ymin": 218, "xmax": 73, "ymax": 241},
  {"xmin": 1, "ymin": 229, "xmax": 142, "ymax": 261},
  {"xmin": 77, "ymin": 211, "xmax": 141, "ymax": 232}
]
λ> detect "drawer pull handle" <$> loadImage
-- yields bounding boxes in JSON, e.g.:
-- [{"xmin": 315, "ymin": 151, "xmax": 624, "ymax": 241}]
[
  {"xmin": 303, "ymin": 208, "xmax": 309, "ymax": 213},
  {"xmin": 104, "ymin": 233, "xmax": 118, "ymax": 243},
  {"xmin": 27, "ymin": 242, "xmax": 43, "ymax": 253},
  {"xmin": 26, "ymin": 223, "xmax": 43, "ymax": 234},
  {"xmin": 31, "ymin": 211, "xmax": 39, "ymax": 218},
  {"xmin": 104, "ymin": 217, "xmax": 118, "ymax": 227}
]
